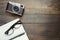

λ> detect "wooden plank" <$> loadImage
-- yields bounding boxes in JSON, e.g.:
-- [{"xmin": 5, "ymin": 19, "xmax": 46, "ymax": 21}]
[
  {"xmin": 0, "ymin": 14, "xmax": 60, "ymax": 25},
  {"xmin": 21, "ymin": 14, "xmax": 60, "ymax": 24},
  {"xmin": 23, "ymin": 24, "xmax": 60, "ymax": 40}
]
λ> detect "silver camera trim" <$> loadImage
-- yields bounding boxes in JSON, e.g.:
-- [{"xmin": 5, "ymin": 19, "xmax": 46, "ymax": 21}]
[{"xmin": 6, "ymin": 1, "xmax": 25, "ymax": 16}]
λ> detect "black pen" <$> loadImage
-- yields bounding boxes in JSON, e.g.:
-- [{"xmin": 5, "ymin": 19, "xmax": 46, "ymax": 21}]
[{"xmin": 9, "ymin": 32, "xmax": 25, "ymax": 40}]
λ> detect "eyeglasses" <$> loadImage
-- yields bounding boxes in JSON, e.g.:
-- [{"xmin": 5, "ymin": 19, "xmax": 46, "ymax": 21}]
[{"xmin": 5, "ymin": 20, "xmax": 22, "ymax": 35}]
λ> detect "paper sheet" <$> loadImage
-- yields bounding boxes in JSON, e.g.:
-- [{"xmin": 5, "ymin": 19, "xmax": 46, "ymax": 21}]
[{"xmin": 0, "ymin": 18, "xmax": 29, "ymax": 40}]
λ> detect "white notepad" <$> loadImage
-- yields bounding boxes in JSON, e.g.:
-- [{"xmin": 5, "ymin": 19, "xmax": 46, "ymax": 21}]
[{"xmin": 0, "ymin": 18, "xmax": 29, "ymax": 40}]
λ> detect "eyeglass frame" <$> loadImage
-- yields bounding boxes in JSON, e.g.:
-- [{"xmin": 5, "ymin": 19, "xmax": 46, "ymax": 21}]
[{"xmin": 5, "ymin": 20, "xmax": 22, "ymax": 35}]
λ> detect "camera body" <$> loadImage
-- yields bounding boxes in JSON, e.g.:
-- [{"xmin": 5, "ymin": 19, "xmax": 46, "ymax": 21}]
[{"xmin": 6, "ymin": 1, "xmax": 25, "ymax": 16}]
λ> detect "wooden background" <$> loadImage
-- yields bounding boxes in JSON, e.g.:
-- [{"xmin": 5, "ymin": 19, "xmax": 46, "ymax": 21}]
[{"xmin": 0, "ymin": 0, "xmax": 60, "ymax": 40}]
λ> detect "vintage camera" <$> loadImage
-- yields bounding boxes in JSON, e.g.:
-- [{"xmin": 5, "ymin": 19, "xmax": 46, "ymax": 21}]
[{"xmin": 6, "ymin": 1, "xmax": 25, "ymax": 16}]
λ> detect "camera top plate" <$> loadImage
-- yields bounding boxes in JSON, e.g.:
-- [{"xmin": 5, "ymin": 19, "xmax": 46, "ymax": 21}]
[{"xmin": 9, "ymin": 1, "xmax": 24, "ymax": 8}]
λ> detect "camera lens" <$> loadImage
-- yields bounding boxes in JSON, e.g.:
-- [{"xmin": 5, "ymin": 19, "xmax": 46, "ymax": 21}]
[{"xmin": 13, "ymin": 6, "xmax": 19, "ymax": 12}]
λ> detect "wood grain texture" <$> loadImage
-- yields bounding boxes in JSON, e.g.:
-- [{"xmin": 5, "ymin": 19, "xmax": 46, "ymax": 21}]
[{"xmin": 0, "ymin": 0, "xmax": 60, "ymax": 40}]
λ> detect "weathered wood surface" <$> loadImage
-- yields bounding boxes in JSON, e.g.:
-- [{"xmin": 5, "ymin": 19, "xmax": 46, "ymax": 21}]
[{"xmin": 0, "ymin": 0, "xmax": 60, "ymax": 40}]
